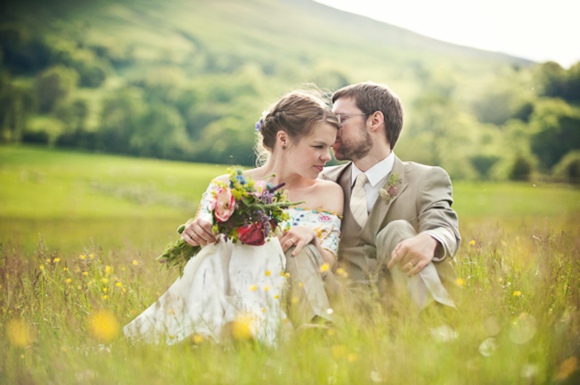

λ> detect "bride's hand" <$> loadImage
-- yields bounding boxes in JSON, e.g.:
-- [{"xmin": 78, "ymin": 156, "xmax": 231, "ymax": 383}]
[
  {"xmin": 182, "ymin": 218, "xmax": 217, "ymax": 247},
  {"xmin": 279, "ymin": 226, "xmax": 317, "ymax": 256}
]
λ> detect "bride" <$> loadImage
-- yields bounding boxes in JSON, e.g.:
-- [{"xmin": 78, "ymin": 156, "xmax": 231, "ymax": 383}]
[{"xmin": 123, "ymin": 90, "xmax": 343, "ymax": 345}]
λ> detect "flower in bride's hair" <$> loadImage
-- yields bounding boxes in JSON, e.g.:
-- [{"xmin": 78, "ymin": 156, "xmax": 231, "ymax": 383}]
[
  {"xmin": 214, "ymin": 187, "xmax": 236, "ymax": 222},
  {"xmin": 255, "ymin": 119, "xmax": 263, "ymax": 131}
]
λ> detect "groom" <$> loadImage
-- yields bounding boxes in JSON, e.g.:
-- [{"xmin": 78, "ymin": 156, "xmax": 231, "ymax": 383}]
[{"xmin": 319, "ymin": 82, "xmax": 460, "ymax": 309}]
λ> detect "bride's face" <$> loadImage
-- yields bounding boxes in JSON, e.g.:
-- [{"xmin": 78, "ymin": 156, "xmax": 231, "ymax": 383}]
[{"xmin": 286, "ymin": 122, "xmax": 337, "ymax": 179}]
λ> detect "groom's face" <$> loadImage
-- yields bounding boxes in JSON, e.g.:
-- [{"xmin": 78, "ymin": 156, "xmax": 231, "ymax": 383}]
[{"xmin": 332, "ymin": 97, "xmax": 372, "ymax": 161}]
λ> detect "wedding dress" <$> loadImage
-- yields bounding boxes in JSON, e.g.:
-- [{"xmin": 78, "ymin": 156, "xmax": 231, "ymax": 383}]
[{"xmin": 123, "ymin": 182, "xmax": 341, "ymax": 346}]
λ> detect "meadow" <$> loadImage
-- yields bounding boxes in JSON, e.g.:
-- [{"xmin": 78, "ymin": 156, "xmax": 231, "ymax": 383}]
[{"xmin": 1, "ymin": 145, "xmax": 579, "ymax": 384}]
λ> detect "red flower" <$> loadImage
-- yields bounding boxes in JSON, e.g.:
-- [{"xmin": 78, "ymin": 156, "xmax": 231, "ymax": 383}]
[{"xmin": 237, "ymin": 223, "xmax": 265, "ymax": 246}]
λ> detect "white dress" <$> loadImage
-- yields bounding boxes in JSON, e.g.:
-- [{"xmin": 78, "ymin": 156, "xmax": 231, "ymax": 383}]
[{"xmin": 123, "ymin": 183, "xmax": 341, "ymax": 346}]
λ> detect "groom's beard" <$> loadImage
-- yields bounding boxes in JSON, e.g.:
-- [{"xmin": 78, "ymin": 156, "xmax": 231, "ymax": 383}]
[{"xmin": 333, "ymin": 124, "xmax": 372, "ymax": 162}]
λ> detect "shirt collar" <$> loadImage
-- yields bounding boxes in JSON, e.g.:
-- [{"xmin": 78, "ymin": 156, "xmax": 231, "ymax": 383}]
[{"xmin": 351, "ymin": 152, "xmax": 395, "ymax": 187}]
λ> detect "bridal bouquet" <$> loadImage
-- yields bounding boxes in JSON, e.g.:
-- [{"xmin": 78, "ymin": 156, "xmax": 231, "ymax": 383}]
[{"xmin": 158, "ymin": 169, "xmax": 302, "ymax": 273}]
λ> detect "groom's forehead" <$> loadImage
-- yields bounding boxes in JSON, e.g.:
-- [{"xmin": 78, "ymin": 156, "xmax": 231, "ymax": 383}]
[{"xmin": 332, "ymin": 97, "xmax": 358, "ymax": 112}]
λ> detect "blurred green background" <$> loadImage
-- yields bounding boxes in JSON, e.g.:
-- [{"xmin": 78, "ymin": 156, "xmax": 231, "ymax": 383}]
[{"xmin": 1, "ymin": 0, "xmax": 579, "ymax": 181}]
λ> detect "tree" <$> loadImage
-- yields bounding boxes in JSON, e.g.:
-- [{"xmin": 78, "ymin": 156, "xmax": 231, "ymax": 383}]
[{"xmin": 33, "ymin": 65, "xmax": 78, "ymax": 113}]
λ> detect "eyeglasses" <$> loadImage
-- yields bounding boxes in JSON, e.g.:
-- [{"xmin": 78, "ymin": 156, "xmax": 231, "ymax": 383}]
[{"xmin": 336, "ymin": 113, "xmax": 367, "ymax": 124}]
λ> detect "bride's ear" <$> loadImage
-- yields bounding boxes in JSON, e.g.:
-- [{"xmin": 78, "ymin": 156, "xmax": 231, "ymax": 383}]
[{"xmin": 276, "ymin": 131, "xmax": 288, "ymax": 150}]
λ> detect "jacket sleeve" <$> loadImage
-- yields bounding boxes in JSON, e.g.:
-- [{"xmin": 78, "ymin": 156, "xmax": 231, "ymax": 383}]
[{"xmin": 416, "ymin": 167, "xmax": 461, "ymax": 260}]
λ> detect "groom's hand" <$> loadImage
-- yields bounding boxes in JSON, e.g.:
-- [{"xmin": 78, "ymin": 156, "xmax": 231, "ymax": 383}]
[
  {"xmin": 182, "ymin": 218, "xmax": 217, "ymax": 247},
  {"xmin": 387, "ymin": 233, "xmax": 440, "ymax": 276}
]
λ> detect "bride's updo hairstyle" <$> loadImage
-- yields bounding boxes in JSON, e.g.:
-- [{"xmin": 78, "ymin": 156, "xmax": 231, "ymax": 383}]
[{"xmin": 256, "ymin": 90, "xmax": 339, "ymax": 164}]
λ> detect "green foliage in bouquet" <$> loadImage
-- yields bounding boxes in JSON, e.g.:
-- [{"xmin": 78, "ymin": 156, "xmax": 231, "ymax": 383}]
[{"xmin": 157, "ymin": 169, "xmax": 303, "ymax": 274}]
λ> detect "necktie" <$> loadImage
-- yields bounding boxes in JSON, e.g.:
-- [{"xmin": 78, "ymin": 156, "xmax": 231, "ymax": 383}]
[{"xmin": 350, "ymin": 173, "xmax": 368, "ymax": 227}]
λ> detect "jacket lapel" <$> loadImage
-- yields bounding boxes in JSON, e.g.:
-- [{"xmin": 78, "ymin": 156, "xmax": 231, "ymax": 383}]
[{"xmin": 360, "ymin": 156, "xmax": 408, "ymax": 244}]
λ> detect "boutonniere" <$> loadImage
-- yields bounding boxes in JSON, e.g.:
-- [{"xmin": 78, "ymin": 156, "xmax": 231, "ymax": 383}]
[{"xmin": 378, "ymin": 173, "xmax": 401, "ymax": 204}]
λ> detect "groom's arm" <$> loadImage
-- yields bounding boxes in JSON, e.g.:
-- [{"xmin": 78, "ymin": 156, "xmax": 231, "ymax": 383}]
[{"xmin": 388, "ymin": 166, "xmax": 460, "ymax": 276}]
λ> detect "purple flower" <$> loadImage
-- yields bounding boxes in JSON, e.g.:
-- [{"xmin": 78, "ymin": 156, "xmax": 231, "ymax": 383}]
[{"xmin": 255, "ymin": 119, "xmax": 263, "ymax": 131}]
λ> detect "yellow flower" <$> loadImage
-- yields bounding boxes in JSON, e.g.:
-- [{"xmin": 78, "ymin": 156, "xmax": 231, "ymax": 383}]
[
  {"xmin": 89, "ymin": 253, "xmax": 94, "ymax": 259},
  {"xmin": 122, "ymin": 288, "xmax": 127, "ymax": 293},
  {"xmin": 132, "ymin": 260, "xmax": 138, "ymax": 266},
  {"xmin": 63, "ymin": 267, "xmax": 68, "ymax": 272},
  {"xmin": 66, "ymin": 278, "xmax": 72, "ymax": 283},
  {"xmin": 80, "ymin": 254, "xmax": 85, "ymax": 259},
  {"xmin": 121, "ymin": 267, "xmax": 126, "ymax": 271},
  {"xmin": 77, "ymin": 285, "xmax": 81, "ymax": 290},
  {"xmin": 105, "ymin": 266, "xmax": 111, "ymax": 275},
  {"xmin": 513, "ymin": 291, "xmax": 522, "ymax": 297},
  {"xmin": 262, "ymin": 308, "xmax": 266, "ymax": 313},
  {"xmin": 273, "ymin": 294, "xmax": 279, "ymax": 299},
  {"xmin": 232, "ymin": 313, "xmax": 253, "ymax": 340},
  {"xmin": 249, "ymin": 285, "xmax": 257, "ymax": 291},
  {"xmin": 498, "ymin": 277, "xmax": 504, "ymax": 283},
  {"xmin": 331, "ymin": 344, "xmax": 347, "ymax": 358},
  {"xmin": 336, "ymin": 268, "xmax": 345, "ymax": 275},
  {"xmin": 265, "ymin": 270, "xmax": 271, "ymax": 276},
  {"xmin": 39, "ymin": 265, "xmax": 44, "ymax": 270},
  {"xmin": 501, "ymin": 241, "xmax": 507, "ymax": 247},
  {"xmin": 456, "ymin": 278, "xmax": 466, "ymax": 286},
  {"xmin": 285, "ymin": 273, "xmax": 291, "ymax": 278},
  {"xmin": 7, "ymin": 319, "xmax": 34, "ymax": 347},
  {"xmin": 116, "ymin": 282, "xmax": 122, "ymax": 287},
  {"xmin": 88, "ymin": 309, "xmax": 118, "ymax": 342},
  {"xmin": 291, "ymin": 297, "xmax": 299, "ymax": 304},
  {"xmin": 103, "ymin": 288, "xmax": 108, "ymax": 292},
  {"xmin": 83, "ymin": 272, "xmax": 89, "ymax": 276},
  {"xmin": 347, "ymin": 353, "xmax": 357, "ymax": 363},
  {"xmin": 103, "ymin": 295, "xmax": 108, "ymax": 300},
  {"xmin": 46, "ymin": 258, "xmax": 50, "ymax": 263},
  {"xmin": 54, "ymin": 258, "xmax": 60, "ymax": 263},
  {"xmin": 320, "ymin": 264, "xmax": 329, "ymax": 272},
  {"xmin": 192, "ymin": 334, "xmax": 204, "ymax": 344},
  {"xmin": 299, "ymin": 282, "xmax": 304, "ymax": 287},
  {"xmin": 555, "ymin": 357, "xmax": 578, "ymax": 381},
  {"xmin": 469, "ymin": 240, "xmax": 476, "ymax": 246},
  {"xmin": 75, "ymin": 267, "xmax": 80, "ymax": 273},
  {"xmin": 264, "ymin": 286, "xmax": 270, "ymax": 292},
  {"xmin": 279, "ymin": 271, "xmax": 285, "ymax": 276},
  {"xmin": 102, "ymin": 278, "xmax": 108, "ymax": 283}
]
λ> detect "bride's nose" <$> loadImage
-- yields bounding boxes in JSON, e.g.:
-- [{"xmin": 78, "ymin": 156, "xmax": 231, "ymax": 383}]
[{"xmin": 321, "ymin": 149, "xmax": 331, "ymax": 162}]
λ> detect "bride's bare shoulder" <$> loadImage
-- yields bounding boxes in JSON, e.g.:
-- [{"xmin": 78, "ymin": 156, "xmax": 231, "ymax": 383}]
[{"xmin": 315, "ymin": 179, "xmax": 344, "ymax": 215}]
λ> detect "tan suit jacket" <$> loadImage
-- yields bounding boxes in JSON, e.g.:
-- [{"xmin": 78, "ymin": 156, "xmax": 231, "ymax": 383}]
[{"xmin": 320, "ymin": 156, "xmax": 460, "ymax": 285}]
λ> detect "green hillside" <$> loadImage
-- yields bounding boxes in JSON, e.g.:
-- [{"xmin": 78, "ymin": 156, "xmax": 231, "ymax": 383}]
[{"xmin": 1, "ymin": 0, "xmax": 579, "ymax": 180}]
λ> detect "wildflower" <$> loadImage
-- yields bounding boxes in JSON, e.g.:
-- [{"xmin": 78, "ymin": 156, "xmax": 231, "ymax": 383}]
[
  {"xmin": 320, "ymin": 263, "xmax": 329, "ymax": 272},
  {"xmin": 193, "ymin": 334, "xmax": 204, "ymax": 344},
  {"xmin": 291, "ymin": 297, "xmax": 299, "ymax": 304},
  {"xmin": 327, "ymin": 329, "xmax": 335, "ymax": 336},
  {"xmin": 103, "ymin": 288, "xmax": 108, "ymax": 292},
  {"xmin": 273, "ymin": 294, "xmax": 279, "ymax": 299},
  {"xmin": 116, "ymin": 282, "xmax": 122, "ymax": 287},
  {"xmin": 7, "ymin": 319, "xmax": 34, "ymax": 347},
  {"xmin": 46, "ymin": 259, "xmax": 50, "ymax": 263},
  {"xmin": 77, "ymin": 286, "xmax": 81, "ymax": 290},
  {"xmin": 83, "ymin": 272, "xmax": 88, "ymax": 276},
  {"xmin": 501, "ymin": 241, "xmax": 507, "ymax": 247},
  {"xmin": 347, "ymin": 353, "xmax": 357, "ymax": 363},
  {"xmin": 498, "ymin": 277, "xmax": 504, "ymax": 283},
  {"xmin": 332, "ymin": 345, "xmax": 347, "ymax": 358},
  {"xmin": 66, "ymin": 278, "xmax": 72, "ymax": 284},
  {"xmin": 80, "ymin": 254, "xmax": 85, "ymax": 259},
  {"xmin": 103, "ymin": 295, "xmax": 108, "ymax": 300},
  {"xmin": 513, "ymin": 291, "xmax": 522, "ymax": 297},
  {"xmin": 105, "ymin": 266, "xmax": 111, "ymax": 275},
  {"xmin": 39, "ymin": 265, "xmax": 44, "ymax": 270},
  {"xmin": 132, "ymin": 260, "xmax": 138, "ymax": 266},
  {"xmin": 299, "ymin": 282, "xmax": 304, "ymax": 287},
  {"xmin": 121, "ymin": 267, "xmax": 126, "ymax": 271},
  {"xmin": 249, "ymin": 285, "xmax": 257, "ymax": 291},
  {"xmin": 280, "ymin": 271, "xmax": 285, "ymax": 276},
  {"xmin": 122, "ymin": 288, "xmax": 127, "ymax": 293},
  {"xmin": 232, "ymin": 313, "xmax": 253, "ymax": 340},
  {"xmin": 265, "ymin": 270, "xmax": 271, "ymax": 276},
  {"xmin": 469, "ymin": 240, "xmax": 475, "ymax": 246},
  {"xmin": 262, "ymin": 308, "xmax": 266, "ymax": 313},
  {"xmin": 54, "ymin": 258, "xmax": 60, "ymax": 263},
  {"xmin": 285, "ymin": 273, "xmax": 291, "ymax": 278},
  {"xmin": 89, "ymin": 254, "xmax": 94, "ymax": 259},
  {"xmin": 88, "ymin": 309, "xmax": 118, "ymax": 342},
  {"xmin": 264, "ymin": 286, "xmax": 270, "ymax": 292},
  {"xmin": 555, "ymin": 357, "xmax": 578, "ymax": 381},
  {"xmin": 75, "ymin": 267, "xmax": 80, "ymax": 273},
  {"xmin": 102, "ymin": 278, "xmax": 108, "ymax": 283},
  {"xmin": 456, "ymin": 278, "xmax": 466, "ymax": 286},
  {"xmin": 336, "ymin": 268, "xmax": 345, "ymax": 275},
  {"xmin": 63, "ymin": 267, "xmax": 68, "ymax": 272}
]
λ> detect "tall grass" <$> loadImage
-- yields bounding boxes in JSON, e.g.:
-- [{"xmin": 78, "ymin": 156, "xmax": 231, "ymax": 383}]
[{"xmin": 1, "ymin": 146, "xmax": 579, "ymax": 384}]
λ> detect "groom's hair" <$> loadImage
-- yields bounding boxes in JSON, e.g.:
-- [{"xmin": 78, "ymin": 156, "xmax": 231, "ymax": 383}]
[{"xmin": 332, "ymin": 82, "xmax": 403, "ymax": 149}]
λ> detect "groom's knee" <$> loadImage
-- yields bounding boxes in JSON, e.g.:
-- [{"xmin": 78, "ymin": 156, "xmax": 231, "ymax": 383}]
[{"xmin": 376, "ymin": 220, "xmax": 417, "ymax": 252}]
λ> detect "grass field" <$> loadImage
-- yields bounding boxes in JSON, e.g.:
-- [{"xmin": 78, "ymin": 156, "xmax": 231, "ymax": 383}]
[{"xmin": 1, "ymin": 145, "xmax": 579, "ymax": 384}]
